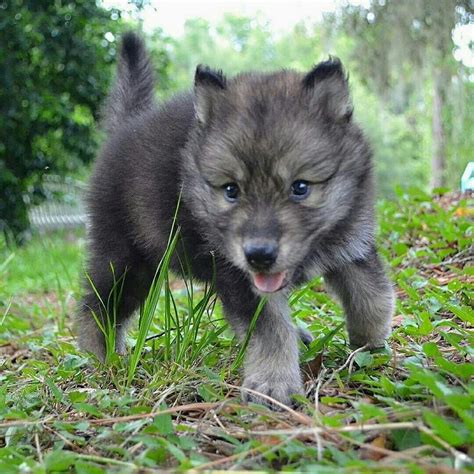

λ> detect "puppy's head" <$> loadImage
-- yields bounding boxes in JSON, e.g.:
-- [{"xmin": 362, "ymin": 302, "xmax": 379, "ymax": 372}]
[{"xmin": 182, "ymin": 60, "xmax": 373, "ymax": 293}]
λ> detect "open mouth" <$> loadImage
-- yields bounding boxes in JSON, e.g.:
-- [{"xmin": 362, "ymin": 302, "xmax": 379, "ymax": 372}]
[{"xmin": 251, "ymin": 271, "xmax": 288, "ymax": 293}]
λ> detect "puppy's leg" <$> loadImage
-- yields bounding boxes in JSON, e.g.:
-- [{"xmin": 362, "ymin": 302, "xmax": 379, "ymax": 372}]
[
  {"xmin": 297, "ymin": 326, "xmax": 314, "ymax": 346},
  {"xmin": 242, "ymin": 296, "xmax": 303, "ymax": 406},
  {"xmin": 77, "ymin": 251, "xmax": 153, "ymax": 362},
  {"xmin": 218, "ymin": 280, "xmax": 302, "ymax": 406},
  {"xmin": 324, "ymin": 249, "xmax": 394, "ymax": 348}
]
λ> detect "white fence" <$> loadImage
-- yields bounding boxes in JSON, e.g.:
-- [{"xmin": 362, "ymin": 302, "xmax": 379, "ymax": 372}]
[{"xmin": 28, "ymin": 175, "xmax": 87, "ymax": 230}]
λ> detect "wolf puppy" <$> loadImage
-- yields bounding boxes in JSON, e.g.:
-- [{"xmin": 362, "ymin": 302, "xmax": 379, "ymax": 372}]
[{"xmin": 78, "ymin": 32, "xmax": 394, "ymax": 406}]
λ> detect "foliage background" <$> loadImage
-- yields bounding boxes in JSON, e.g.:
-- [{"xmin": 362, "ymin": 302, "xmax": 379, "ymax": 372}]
[
  {"xmin": 0, "ymin": 0, "xmax": 168, "ymax": 240},
  {"xmin": 163, "ymin": 3, "xmax": 472, "ymax": 195},
  {"xmin": 1, "ymin": 0, "xmax": 120, "ymax": 240}
]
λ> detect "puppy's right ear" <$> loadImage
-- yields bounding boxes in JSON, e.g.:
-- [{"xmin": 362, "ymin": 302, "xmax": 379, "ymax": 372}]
[
  {"xmin": 303, "ymin": 58, "xmax": 353, "ymax": 122},
  {"xmin": 194, "ymin": 65, "xmax": 227, "ymax": 125}
]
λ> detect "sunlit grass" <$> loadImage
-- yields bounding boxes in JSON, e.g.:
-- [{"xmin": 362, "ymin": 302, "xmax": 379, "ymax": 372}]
[{"xmin": 0, "ymin": 190, "xmax": 472, "ymax": 472}]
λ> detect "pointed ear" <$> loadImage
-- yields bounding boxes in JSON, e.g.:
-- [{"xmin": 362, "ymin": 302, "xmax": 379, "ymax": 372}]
[
  {"xmin": 194, "ymin": 65, "xmax": 227, "ymax": 125},
  {"xmin": 303, "ymin": 58, "xmax": 353, "ymax": 122}
]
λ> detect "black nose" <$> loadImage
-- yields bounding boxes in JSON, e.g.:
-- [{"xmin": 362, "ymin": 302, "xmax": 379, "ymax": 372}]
[{"xmin": 244, "ymin": 241, "xmax": 278, "ymax": 270}]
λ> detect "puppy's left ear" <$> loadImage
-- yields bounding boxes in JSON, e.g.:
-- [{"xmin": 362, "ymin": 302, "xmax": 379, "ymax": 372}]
[
  {"xmin": 194, "ymin": 65, "xmax": 227, "ymax": 125},
  {"xmin": 303, "ymin": 58, "xmax": 353, "ymax": 122}
]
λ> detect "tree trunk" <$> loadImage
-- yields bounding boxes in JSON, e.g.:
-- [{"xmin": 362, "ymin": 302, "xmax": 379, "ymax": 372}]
[{"xmin": 430, "ymin": 71, "xmax": 446, "ymax": 189}]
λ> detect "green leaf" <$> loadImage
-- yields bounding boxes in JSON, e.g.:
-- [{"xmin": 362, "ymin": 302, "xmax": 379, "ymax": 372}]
[
  {"xmin": 408, "ymin": 366, "xmax": 452, "ymax": 399},
  {"xmin": 68, "ymin": 391, "xmax": 89, "ymax": 403},
  {"xmin": 354, "ymin": 351, "xmax": 374, "ymax": 368},
  {"xmin": 357, "ymin": 403, "xmax": 387, "ymax": 422},
  {"xmin": 422, "ymin": 342, "xmax": 441, "ymax": 358},
  {"xmin": 391, "ymin": 429, "xmax": 421, "ymax": 451},
  {"xmin": 163, "ymin": 440, "xmax": 187, "ymax": 463},
  {"xmin": 198, "ymin": 384, "xmax": 220, "ymax": 402},
  {"xmin": 379, "ymin": 376, "xmax": 396, "ymax": 396},
  {"xmin": 75, "ymin": 461, "xmax": 106, "ymax": 474},
  {"xmin": 152, "ymin": 412, "xmax": 174, "ymax": 436},
  {"xmin": 445, "ymin": 303, "xmax": 474, "ymax": 324},
  {"xmin": 73, "ymin": 403, "xmax": 103, "ymax": 418},
  {"xmin": 423, "ymin": 411, "xmax": 465, "ymax": 446},
  {"xmin": 44, "ymin": 377, "xmax": 63, "ymax": 402},
  {"xmin": 45, "ymin": 450, "xmax": 76, "ymax": 471},
  {"xmin": 444, "ymin": 394, "xmax": 474, "ymax": 411}
]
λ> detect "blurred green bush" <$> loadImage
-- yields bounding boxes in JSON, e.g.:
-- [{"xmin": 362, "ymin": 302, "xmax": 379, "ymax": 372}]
[{"xmin": 0, "ymin": 0, "xmax": 124, "ymax": 241}]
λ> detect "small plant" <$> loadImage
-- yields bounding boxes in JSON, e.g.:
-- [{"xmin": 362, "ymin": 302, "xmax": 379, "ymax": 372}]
[
  {"xmin": 127, "ymin": 228, "xmax": 180, "ymax": 384},
  {"xmin": 86, "ymin": 265, "xmax": 127, "ymax": 364}
]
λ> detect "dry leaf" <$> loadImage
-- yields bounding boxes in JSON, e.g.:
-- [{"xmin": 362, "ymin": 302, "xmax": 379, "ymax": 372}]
[
  {"xmin": 454, "ymin": 207, "xmax": 473, "ymax": 217},
  {"xmin": 302, "ymin": 352, "xmax": 323, "ymax": 381},
  {"xmin": 360, "ymin": 434, "xmax": 389, "ymax": 461},
  {"xmin": 392, "ymin": 314, "xmax": 405, "ymax": 327}
]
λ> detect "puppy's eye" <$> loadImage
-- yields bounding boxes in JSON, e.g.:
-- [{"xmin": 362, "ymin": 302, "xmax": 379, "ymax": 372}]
[
  {"xmin": 290, "ymin": 180, "xmax": 311, "ymax": 200},
  {"xmin": 223, "ymin": 183, "xmax": 239, "ymax": 202}
]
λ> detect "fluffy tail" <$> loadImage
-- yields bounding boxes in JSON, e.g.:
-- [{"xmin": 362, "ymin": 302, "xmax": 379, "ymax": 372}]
[{"xmin": 103, "ymin": 32, "xmax": 155, "ymax": 132}]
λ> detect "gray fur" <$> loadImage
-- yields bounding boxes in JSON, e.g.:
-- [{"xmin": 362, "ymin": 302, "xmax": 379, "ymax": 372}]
[
  {"xmin": 324, "ymin": 251, "xmax": 394, "ymax": 348},
  {"xmin": 240, "ymin": 296, "xmax": 303, "ymax": 407},
  {"xmin": 298, "ymin": 326, "xmax": 314, "ymax": 346},
  {"xmin": 103, "ymin": 31, "xmax": 156, "ymax": 133},
  {"xmin": 77, "ymin": 32, "xmax": 394, "ymax": 405}
]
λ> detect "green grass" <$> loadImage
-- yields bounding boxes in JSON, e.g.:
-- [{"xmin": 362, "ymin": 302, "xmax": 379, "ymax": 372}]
[{"xmin": 0, "ymin": 190, "xmax": 473, "ymax": 473}]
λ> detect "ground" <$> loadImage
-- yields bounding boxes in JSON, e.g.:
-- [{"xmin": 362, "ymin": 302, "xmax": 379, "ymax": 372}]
[{"xmin": 0, "ymin": 189, "xmax": 472, "ymax": 473}]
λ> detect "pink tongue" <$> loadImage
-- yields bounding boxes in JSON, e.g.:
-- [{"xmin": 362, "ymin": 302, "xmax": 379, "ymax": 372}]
[{"xmin": 253, "ymin": 272, "xmax": 286, "ymax": 293}]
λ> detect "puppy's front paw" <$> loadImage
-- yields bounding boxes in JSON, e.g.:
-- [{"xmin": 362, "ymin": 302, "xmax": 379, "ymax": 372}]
[
  {"xmin": 242, "ymin": 375, "xmax": 303, "ymax": 408},
  {"xmin": 349, "ymin": 336, "xmax": 388, "ymax": 350},
  {"xmin": 298, "ymin": 326, "xmax": 314, "ymax": 346}
]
